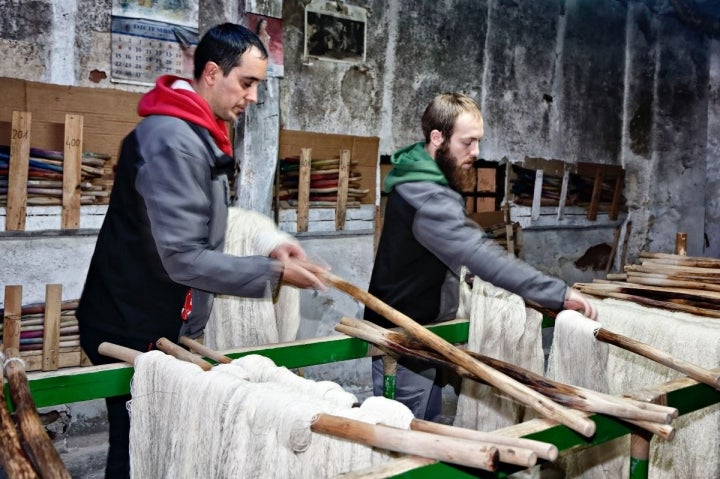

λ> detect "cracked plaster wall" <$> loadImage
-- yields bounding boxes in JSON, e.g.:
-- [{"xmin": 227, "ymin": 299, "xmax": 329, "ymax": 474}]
[{"xmin": 1, "ymin": 0, "xmax": 719, "ymax": 275}]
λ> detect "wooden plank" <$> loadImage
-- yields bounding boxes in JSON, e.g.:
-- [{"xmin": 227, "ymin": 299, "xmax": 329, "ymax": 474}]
[
  {"xmin": 587, "ymin": 165, "xmax": 604, "ymax": 221},
  {"xmin": 6, "ymin": 111, "xmax": 31, "ymax": 231},
  {"xmin": 609, "ymin": 172, "xmax": 623, "ymax": 220},
  {"xmin": 41, "ymin": 285, "xmax": 62, "ymax": 372},
  {"xmin": 2, "ymin": 285, "xmax": 22, "ymax": 351},
  {"xmin": 531, "ymin": 169, "xmax": 543, "ymax": 221},
  {"xmin": 297, "ymin": 148, "xmax": 311, "ymax": 232},
  {"xmin": 335, "ymin": 149, "xmax": 350, "ymax": 230},
  {"xmin": 0, "ymin": 78, "xmax": 140, "ymax": 163},
  {"xmin": 18, "ymin": 349, "xmax": 83, "ymax": 372},
  {"xmin": 556, "ymin": 167, "xmax": 570, "ymax": 220},
  {"xmin": 61, "ymin": 114, "xmax": 83, "ymax": 229}
]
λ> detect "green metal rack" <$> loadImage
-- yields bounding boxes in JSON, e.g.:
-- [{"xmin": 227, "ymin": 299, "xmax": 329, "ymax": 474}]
[{"xmin": 10, "ymin": 319, "xmax": 720, "ymax": 478}]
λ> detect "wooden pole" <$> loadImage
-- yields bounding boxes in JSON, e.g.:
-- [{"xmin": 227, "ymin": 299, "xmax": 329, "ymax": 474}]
[
  {"xmin": 179, "ymin": 336, "xmax": 232, "ymax": 364},
  {"xmin": 312, "ymin": 414, "xmax": 499, "ymax": 471},
  {"xmin": 3, "ymin": 348, "xmax": 72, "ymax": 479},
  {"xmin": 155, "ymin": 337, "xmax": 213, "ymax": 371},
  {"xmin": 0, "ymin": 352, "xmax": 39, "ymax": 478},
  {"xmin": 322, "ymin": 272, "xmax": 596, "ymax": 437},
  {"xmin": 409, "ymin": 419, "xmax": 539, "ymax": 467},
  {"xmin": 595, "ymin": 328, "xmax": 720, "ymax": 389}
]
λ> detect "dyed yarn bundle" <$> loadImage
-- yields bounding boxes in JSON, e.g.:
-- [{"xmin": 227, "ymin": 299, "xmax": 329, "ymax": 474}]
[
  {"xmin": 206, "ymin": 207, "xmax": 300, "ymax": 350},
  {"xmin": 454, "ymin": 276, "xmax": 544, "ymax": 431},
  {"xmin": 128, "ymin": 352, "xmax": 412, "ymax": 478},
  {"xmin": 547, "ymin": 300, "xmax": 720, "ymax": 478}
]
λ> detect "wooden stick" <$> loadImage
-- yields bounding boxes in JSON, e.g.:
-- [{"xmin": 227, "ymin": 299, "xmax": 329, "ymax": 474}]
[
  {"xmin": 410, "ymin": 419, "xmax": 539, "ymax": 467},
  {"xmin": 639, "ymin": 251, "xmax": 720, "ymax": 268},
  {"xmin": 595, "ymin": 328, "xmax": 720, "ymax": 389},
  {"xmin": 98, "ymin": 342, "xmax": 142, "ymax": 364},
  {"xmin": 322, "ymin": 273, "xmax": 596, "ymax": 437},
  {"xmin": 179, "ymin": 336, "xmax": 232, "ymax": 364},
  {"xmin": 3, "ymin": 348, "xmax": 71, "ymax": 478},
  {"xmin": 98, "ymin": 342, "xmax": 499, "ymax": 471},
  {"xmin": 155, "ymin": 337, "xmax": 213, "ymax": 371},
  {"xmin": 574, "ymin": 287, "xmax": 720, "ymax": 318},
  {"xmin": 0, "ymin": 352, "xmax": 39, "ymax": 478},
  {"xmin": 312, "ymin": 414, "xmax": 498, "ymax": 471}
]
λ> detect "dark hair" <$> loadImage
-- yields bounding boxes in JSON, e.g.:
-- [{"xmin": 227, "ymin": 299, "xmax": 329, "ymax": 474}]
[
  {"xmin": 255, "ymin": 18, "xmax": 268, "ymax": 33},
  {"xmin": 193, "ymin": 23, "xmax": 268, "ymax": 80},
  {"xmin": 421, "ymin": 92, "xmax": 482, "ymax": 143}
]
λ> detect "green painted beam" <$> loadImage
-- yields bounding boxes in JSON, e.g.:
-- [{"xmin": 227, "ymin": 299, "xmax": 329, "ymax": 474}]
[{"xmin": 13, "ymin": 320, "xmax": 470, "ymax": 409}]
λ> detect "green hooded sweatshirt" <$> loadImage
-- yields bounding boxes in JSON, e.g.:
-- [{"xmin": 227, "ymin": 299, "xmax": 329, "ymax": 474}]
[{"xmin": 383, "ymin": 142, "xmax": 448, "ymax": 193}]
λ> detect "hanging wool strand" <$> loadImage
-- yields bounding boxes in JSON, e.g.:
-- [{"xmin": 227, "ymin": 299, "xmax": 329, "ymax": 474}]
[
  {"xmin": 454, "ymin": 275, "xmax": 545, "ymax": 432},
  {"xmin": 206, "ymin": 207, "xmax": 300, "ymax": 350},
  {"xmin": 548, "ymin": 301, "xmax": 720, "ymax": 478}
]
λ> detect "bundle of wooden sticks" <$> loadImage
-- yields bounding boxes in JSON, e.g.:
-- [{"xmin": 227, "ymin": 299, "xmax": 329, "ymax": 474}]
[
  {"xmin": 335, "ymin": 317, "xmax": 678, "ymax": 440},
  {"xmin": 0, "ymin": 145, "xmax": 112, "ymax": 206},
  {"xmin": 576, "ymin": 252, "xmax": 720, "ymax": 318}
]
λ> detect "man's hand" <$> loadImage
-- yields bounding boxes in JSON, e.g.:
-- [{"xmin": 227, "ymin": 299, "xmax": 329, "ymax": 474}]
[
  {"xmin": 563, "ymin": 287, "xmax": 598, "ymax": 320},
  {"xmin": 270, "ymin": 244, "xmax": 327, "ymax": 290},
  {"xmin": 278, "ymin": 258, "xmax": 329, "ymax": 290},
  {"xmin": 270, "ymin": 241, "xmax": 307, "ymax": 261}
]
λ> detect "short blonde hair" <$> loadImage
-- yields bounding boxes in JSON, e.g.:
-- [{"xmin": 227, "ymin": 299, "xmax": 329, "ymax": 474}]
[{"xmin": 421, "ymin": 92, "xmax": 482, "ymax": 143}]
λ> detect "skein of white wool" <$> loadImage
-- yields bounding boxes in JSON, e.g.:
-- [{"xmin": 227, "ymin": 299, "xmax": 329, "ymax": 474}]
[
  {"xmin": 544, "ymin": 309, "xmax": 627, "ymax": 479},
  {"xmin": 584, "ymin": 299, "xmax": 720, "ymax": 479},
  {"xmin": 226, "ymin": 354, "xmax": 358, "ymax": 407},
  {"xmin": 206, "ymin": 207, "xmax": 301, "ymax": 350},
  {"xmin": 454, "ymin": 277, "xmax": 544, "ymax": 432},
  {"xmin": 130, "ymin": 352, "xmax": 409, "ymax": 478}
]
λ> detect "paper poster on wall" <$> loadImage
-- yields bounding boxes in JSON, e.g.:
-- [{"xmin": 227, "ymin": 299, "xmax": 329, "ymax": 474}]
[
  {"xmin": 246, "ymin": 13, "xmax": 284, "ymax": 78},
  {"xmin": 111, "ymin": 0, "xmax": 199, "ymax": 86}
]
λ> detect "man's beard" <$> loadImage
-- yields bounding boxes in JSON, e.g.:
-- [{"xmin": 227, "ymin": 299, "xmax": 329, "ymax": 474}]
[{"xmin": 435, "ymin": 142, "xmax": 476, "ymax": 193}]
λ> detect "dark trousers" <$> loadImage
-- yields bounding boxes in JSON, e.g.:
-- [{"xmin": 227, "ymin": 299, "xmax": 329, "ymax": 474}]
[
  {"xmin": 372, "ymin": 356, "xmax": 444, "ymax": 421},
  {"xmin": 80, "ymin": 324, "xmax": 153, "ymax": 479}
]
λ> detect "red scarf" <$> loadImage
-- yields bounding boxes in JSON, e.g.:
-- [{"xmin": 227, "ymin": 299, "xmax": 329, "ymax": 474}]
[{"xmin": 137, "ymin": 75, "xmax": 233, "ymax": 156}]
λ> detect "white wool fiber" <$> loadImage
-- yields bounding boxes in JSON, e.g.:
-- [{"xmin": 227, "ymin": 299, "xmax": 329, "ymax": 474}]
[
  {"xmin": 206, "ymin": 207, "xmax": 300, "ymax": 350},
  {"xmin": 547, "ymin": 298, "xmax": 720, "ymax": 478},
  {"xmin": 129, "ymin": 352, "xmax": 412, "ymax": 477},
  {"xmin": 454, "ymin": 277, "xmax": 544, "ymax": 431}
]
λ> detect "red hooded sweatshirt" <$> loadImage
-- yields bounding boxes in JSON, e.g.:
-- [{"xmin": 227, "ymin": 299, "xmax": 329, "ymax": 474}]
[{"xmin": 137, "ymin": 75, "xmax": 233, "ymax": 156}]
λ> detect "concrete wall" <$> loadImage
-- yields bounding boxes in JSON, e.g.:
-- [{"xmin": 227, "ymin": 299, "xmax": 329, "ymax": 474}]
[
  {"xmin": 2, "ymin": 0, "xmax": 719, "ymax": 277},
  {"xmin": 3, "ymin": 0, "xmax": 720, "ymax": 473}
]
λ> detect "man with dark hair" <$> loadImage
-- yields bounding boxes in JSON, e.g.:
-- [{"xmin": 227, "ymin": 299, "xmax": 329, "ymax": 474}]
[
  {"xmin": 77, "ymin": 23, "xmax": 326, "ymax": 478},
  {"xmin": 364, "ymin": 92, "xmax": 597, "ymax": 422}
]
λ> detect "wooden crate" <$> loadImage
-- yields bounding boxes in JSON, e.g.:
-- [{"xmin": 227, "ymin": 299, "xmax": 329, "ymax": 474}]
[
  {"xmin": 508, "ymin": 157, "xmax": 625, "ymax": 222},
  {"xmin": 1, "ymin": 284, "xmax": 88, "ymax": 372},
  {"xmin": 277, "ymin": 129, "xmax": 379, "ymax": 232}
]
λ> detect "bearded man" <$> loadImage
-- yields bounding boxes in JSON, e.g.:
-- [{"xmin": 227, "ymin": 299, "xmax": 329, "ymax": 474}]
[{"xmin": 363, "ymin": 92, "xmax": 596, "ymax": 421}]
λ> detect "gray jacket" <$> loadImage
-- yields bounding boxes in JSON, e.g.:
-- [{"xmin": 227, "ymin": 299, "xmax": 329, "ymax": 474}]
[{"xmin": 78, "ymin": 115, "xmax": 282, "ymax": 343}]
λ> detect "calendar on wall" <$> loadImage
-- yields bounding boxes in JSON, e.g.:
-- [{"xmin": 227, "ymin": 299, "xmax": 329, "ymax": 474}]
[
  {"xmin": 111, "ymin": 0, "xmax": 199, "ymax": 86},
  {"xmin": 111, "ymin": 17, "xmax": 197, "ymax": 86}
]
